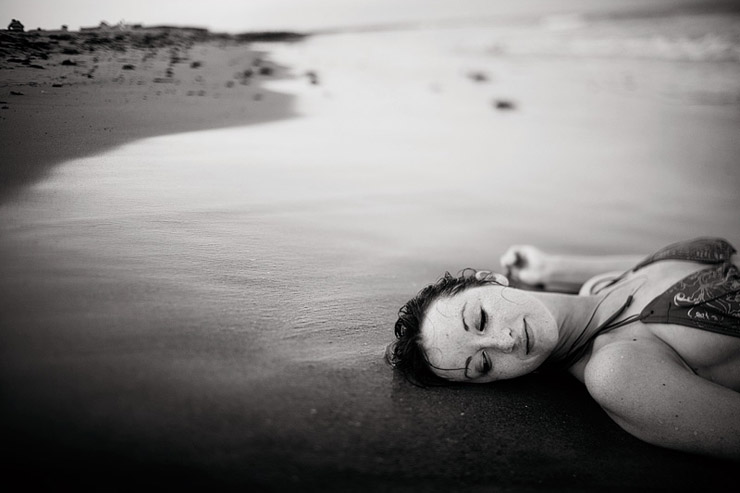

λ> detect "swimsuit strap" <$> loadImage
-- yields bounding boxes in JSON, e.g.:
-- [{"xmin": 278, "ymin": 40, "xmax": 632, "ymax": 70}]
[
  {"xmin": 592, "ymin": 237, "xmax": 735, "ymax": 295},
  {"xmin": 555, "ymin": 295, "xmax": 637, "ymax": 369}
]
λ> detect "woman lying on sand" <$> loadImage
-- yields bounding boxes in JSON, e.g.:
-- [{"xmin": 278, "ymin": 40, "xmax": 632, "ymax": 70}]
[{"xmin": 387, "ymin": 237, "xmax": 740, "ymax": 460}]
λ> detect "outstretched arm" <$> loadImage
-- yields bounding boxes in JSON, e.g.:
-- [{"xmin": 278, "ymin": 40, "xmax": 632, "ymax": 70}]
[
  {"xmin": 500, "ymin": 245, "xmax": 642, "ymax": 290},
  {"xmin": 585, "ymin": 343, "xmax": 740, "ymax": 461}
]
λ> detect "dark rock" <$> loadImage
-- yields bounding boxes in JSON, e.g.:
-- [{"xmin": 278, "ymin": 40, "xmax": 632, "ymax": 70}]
[
  {"xmin": 259, "ymin": 66, "xmax": 273, "ymax": 76},
  {"xmin": 61, "ymin": 59, "xmax": 77, "ymax": 66},
  {"xmin": 122, "ymin": 64, "xmax": 136, "ymax": 70},
  {"xmin": 10, "ymin": 91, "xmax": 24, "ymax": 96},
  {"xmin": 493, "ymin": 99, "xmax": 516, "ymax": 110},
  {"xmin": 190, "ymin": 61, "xmax": 202, "ymax": 68},
  {"xmin": 468, "ymin": 71, "xmax": 489, "ymax": 83}
]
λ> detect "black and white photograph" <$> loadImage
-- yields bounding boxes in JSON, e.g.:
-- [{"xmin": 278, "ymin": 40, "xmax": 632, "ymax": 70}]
[{"xmin": 1, "ymin": 0, "xmax": 739, "ymax": 490}]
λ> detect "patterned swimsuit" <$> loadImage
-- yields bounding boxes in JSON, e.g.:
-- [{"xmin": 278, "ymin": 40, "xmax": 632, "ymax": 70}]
[
  {"xmin": 592, "ymin": 237, "xmax": 740, "ymax": 336},
  {"xmin": 555, "ymin": 238, "xmax": 740, "ymax": 369}
]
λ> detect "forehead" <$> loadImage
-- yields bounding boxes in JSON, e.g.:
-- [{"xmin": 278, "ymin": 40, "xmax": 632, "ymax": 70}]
[
  {"xmin": 419, "ymin": 285, "xmax": 495, "ymax": 376},
  {"xmin": 423, "ymin": 284, "xmax": 493, "ymax": 329}
]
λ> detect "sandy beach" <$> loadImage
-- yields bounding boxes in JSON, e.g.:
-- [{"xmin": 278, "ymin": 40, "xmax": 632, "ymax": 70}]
[
  {"xmin": 0, "ymin": 27, "xmax": 299, "ymax": 201},
  {"xmin": 2, "ymin": 4, "xmax": 740, "ymax": 491}
]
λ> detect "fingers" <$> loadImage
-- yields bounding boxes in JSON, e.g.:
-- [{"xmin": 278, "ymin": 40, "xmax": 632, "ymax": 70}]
[
  {"xmin": 500, "ymin": 245, "xmax": 527, "ymax": 271},
  {"xmin": 499, "ymin": 245, "xmax": 545, "ymax": 285}
]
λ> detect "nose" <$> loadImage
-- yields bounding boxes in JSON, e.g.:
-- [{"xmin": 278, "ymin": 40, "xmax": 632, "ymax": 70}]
[{"xmin": 489, "ymin": 328, "xmax": 516, "ymax": 353}]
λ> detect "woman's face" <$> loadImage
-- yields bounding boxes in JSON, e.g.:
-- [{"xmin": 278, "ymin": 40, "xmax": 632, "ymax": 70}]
[{"xmin": 420, "ymin": 285, "xmax": 559, "ymax": 383}]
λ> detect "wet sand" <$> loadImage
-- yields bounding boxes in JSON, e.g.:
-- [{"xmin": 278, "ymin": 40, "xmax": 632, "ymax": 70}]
[{"xmin": 2, "ymin": 10, "xmax": 740, "ymax": 492}]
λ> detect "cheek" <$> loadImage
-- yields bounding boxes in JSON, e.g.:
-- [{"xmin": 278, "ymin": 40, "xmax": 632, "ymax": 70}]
[{"xmin": 503, "ymin": 351, "xmax": 549, "ymax": 379}]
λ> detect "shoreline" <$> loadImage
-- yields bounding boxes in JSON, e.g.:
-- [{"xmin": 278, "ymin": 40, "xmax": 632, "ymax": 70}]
[
  {"xmin": 0, "ymin": 28, "xmax": 303, "ymax": 202},
  {"xmin": 2, "ymin": 15, "xmax": 740, "ymax": 491}
]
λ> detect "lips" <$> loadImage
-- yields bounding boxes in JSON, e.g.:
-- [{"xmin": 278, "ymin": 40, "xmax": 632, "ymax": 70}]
[{"xmin": 523, "ymin": 318, "xmax": 531, "ymax": 355}]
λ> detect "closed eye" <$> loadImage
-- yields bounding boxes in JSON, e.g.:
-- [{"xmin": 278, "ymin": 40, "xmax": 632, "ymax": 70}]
[
  {"xmin": 480, "ymin": 351, "xmax": 492, "ymax": 374},
  {"xmin": 479, "ymin": 307, "xmax": 487, "ymax": 332}
]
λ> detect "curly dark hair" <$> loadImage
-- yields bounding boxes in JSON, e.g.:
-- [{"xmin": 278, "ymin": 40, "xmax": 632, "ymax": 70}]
[{"xmin": 386, "ymin": 269, "xmax": 505, "ymax": 387}]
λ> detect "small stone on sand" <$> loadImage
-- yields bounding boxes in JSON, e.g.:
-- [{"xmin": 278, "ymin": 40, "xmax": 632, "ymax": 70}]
[{"xmin": 493, "ymin": 99, "xmax": 516, "ymax": 110}]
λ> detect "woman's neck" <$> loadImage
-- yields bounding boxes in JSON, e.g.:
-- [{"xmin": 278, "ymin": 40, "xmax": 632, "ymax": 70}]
[{"xmin": 529, "ymin": 289, "xmax": 627, "ymax": 364}]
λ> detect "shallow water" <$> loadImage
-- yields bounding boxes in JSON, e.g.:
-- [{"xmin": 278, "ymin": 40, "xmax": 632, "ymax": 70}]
[{"xmin": 2, "ymin": 15, "xmax": 740, "ymax": 490}]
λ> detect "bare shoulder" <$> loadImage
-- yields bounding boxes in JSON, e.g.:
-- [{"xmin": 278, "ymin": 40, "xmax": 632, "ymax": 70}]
[
  {"xmin": 584, "ymin": 338, "xmax": 687, "ymax": 410},
  {"xmin": 584, "ymin": 339, "xmax": 740, "ymax": 460}
]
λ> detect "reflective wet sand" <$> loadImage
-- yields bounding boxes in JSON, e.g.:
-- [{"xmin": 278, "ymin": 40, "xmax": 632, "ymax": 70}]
[{"xmin": 2, "ymin": 14, "xmax": 739, "ymax": 490}]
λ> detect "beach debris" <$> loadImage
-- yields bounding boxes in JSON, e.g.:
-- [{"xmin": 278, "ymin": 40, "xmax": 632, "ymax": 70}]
[
  {"xmin": 190, "ymin": 61, "xmax": 202, "ymax": 68},
  {"xmin": 61, "ymin": 59, "xmax": 77, "ymax": 66},
  {"xmin": 493, "ymin": 99, "xmax": 517, "ymax": 111},
  {"xmin": 306, "ymin": 70, "xmax": 319, "ymax": 85},
  {"xmin": 237, "ymin": 68, "xmax": 253, "ymax": 85},
  {"xmin": 8, "ymin": 19, "xmax": 25, "ymax": 32},
  {"xmin": 467, "ymin": 71, "xmax": 489, "ymax": 83},
  {"xmin": 10, "ymin": 91, "xmax": 24, "ymax": 96},
  {"xmin": 122, "ymin": 64, "xmax": 135, "ymax": 70}
]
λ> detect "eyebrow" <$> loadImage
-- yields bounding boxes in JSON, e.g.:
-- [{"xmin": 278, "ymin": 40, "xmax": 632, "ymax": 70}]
[{"xmin": 461, "ymin": 301, "xmax": 469, "ymax": 331}]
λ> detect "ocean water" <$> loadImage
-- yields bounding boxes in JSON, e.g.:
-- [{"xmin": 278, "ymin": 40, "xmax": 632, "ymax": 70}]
[{"xmin": 2, "ymin": 12, "xmax": 740, "ymax": 489}]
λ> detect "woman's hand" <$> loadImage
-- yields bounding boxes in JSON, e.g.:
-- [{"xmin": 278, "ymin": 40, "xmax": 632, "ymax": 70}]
[{"xmin": 499, "ymin": 245, "xmax": 551, "ymax": 286}]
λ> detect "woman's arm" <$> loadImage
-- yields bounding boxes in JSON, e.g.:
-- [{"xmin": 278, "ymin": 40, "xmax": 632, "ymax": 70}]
[
  {"xmin": 585, "ymin": 342, "xmax": 740, "ymax": 460},
  {"xmin": 500, "ymin": 245, "xmax": 642, "ymax": 289},
  {"xmin": 546, "ymin": 254, "xmax": 644, "ymax": 285}
]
